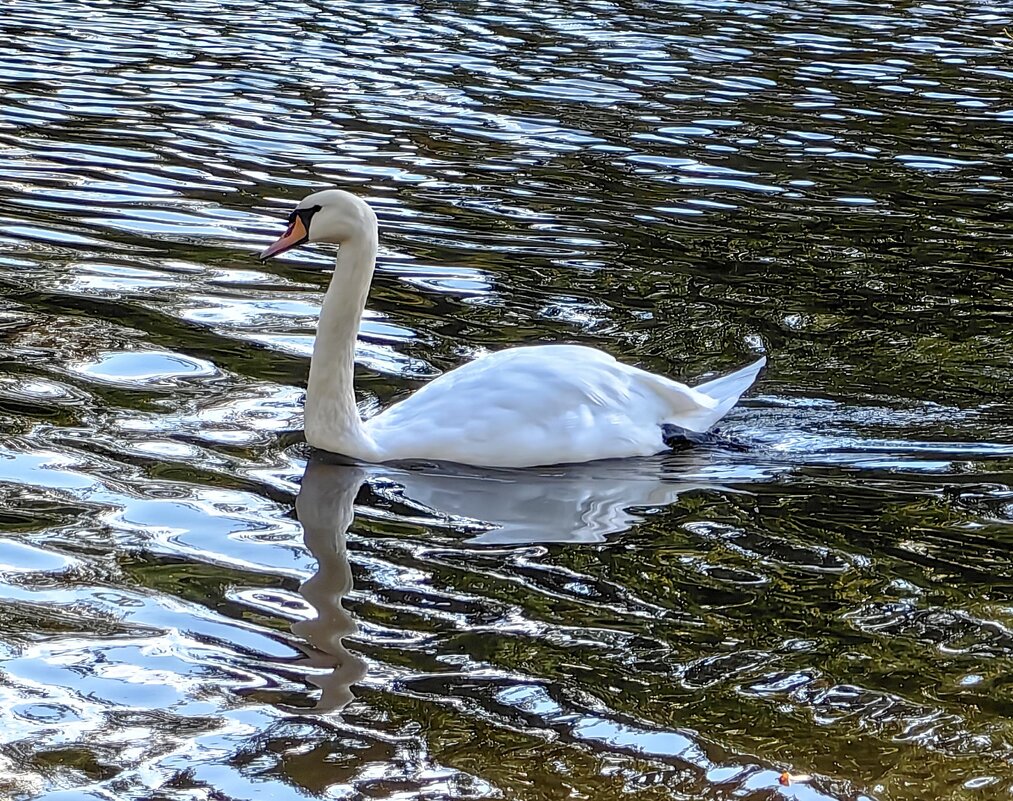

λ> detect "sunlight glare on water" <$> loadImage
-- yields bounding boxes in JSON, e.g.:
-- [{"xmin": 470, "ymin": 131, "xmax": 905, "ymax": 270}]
[{"xmin": 1, "ymin": 1, "xmax": 1013, "ymax": 799}]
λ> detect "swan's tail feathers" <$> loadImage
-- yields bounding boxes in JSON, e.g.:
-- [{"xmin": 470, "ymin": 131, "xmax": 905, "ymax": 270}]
[
  {"xmin": 689, "ymin": 356, "xmax": 766, "ymax": 430},
  {"xmin": 694, "ymin": 356, "xmax": 767, "ymax": 401}
]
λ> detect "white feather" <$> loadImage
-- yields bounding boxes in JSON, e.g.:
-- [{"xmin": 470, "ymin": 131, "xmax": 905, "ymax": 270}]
[{"xmin": 366, "ymin": 346, "xmax": 766, "ymax": 467}]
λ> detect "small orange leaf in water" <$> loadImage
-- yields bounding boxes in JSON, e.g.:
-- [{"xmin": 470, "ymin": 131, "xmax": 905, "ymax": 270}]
[{"xmin": 779, "ymin": 771, "xmax": 813, "ymax": 787}]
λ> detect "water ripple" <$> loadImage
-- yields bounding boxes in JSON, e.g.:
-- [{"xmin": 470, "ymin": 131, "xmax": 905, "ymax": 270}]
[{"xmin": 1, "ymin": 0, "xmax": 1013, "ymax": 799}]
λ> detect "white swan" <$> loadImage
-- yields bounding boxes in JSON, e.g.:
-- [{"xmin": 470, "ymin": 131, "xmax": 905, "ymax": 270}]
[{"xmin": 260, "ymin": 189, "xmax": 765, "ymax": 468}]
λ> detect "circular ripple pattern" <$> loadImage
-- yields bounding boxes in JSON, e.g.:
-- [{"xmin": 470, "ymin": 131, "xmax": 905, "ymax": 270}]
[{"xmin": 1, "ymin": 1, "xmax": 1012, "ymax": 800}]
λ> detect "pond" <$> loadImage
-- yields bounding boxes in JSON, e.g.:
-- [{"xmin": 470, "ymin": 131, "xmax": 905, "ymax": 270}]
[{"xmin": 1, "ymin": 1, "xmax": 1013, "ymax": 799}]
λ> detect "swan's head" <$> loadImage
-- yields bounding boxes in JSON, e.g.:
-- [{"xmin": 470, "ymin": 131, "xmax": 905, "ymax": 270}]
[{"xmin": 259, "ymin": 189, "xmax": 377, "ymax": 261}]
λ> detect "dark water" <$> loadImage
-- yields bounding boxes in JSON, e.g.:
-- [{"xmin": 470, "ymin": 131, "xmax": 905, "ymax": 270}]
[{"xmin": 2, "ymin": 1, "xmax": 1013, "ymax": 799}]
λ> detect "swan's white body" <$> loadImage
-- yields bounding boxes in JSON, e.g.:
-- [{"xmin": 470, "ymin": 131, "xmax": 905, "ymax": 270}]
[{"xmin": 260, "ymin": 189, "xmax": 765, "ymax": 468}]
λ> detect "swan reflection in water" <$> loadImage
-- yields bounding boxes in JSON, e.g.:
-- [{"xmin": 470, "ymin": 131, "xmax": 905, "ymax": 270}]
[
  {"xmin": 292, "ymin": 451, "xmax": 759, "ymax": 712},
  {"xmin": 292, "ymin": 459, "xmax": 369, "ymax": 713}
]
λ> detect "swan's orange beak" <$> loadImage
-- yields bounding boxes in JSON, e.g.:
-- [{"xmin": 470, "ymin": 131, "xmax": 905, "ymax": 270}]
[{"xmin": 259, "ymin": 215, "xmax": 309, "ymax": 261}]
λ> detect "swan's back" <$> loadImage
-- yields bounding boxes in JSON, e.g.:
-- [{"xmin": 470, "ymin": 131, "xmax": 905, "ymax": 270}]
[{"xmin": 363, "ymin": 345, "xmax": 759, "ymax": 468}]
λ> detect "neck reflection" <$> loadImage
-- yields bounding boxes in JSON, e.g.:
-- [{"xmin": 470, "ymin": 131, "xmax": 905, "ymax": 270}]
[{"xmin": 294, "ymin": 459, "xmax": 368, "ymax": 713}]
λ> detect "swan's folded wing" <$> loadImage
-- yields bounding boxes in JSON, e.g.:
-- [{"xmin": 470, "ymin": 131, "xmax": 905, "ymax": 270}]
[
  {"xmin": 363, "ymin": 345, "xmax": 676, "ymax": 467},
  {"xmin": 362, "ymin": 345, "xmax": 760, "ymax": 466}
]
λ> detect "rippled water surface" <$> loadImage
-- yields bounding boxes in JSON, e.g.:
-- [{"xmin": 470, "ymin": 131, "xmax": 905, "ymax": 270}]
[{"xmin": 2, "ymin": 1, "xmax": 1013, "ymax": 799}]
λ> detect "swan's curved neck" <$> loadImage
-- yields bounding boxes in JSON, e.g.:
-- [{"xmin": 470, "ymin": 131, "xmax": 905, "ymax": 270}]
[{"xmin": 304, "ymin": 227, "xmax": 381, "ymax": 459}]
